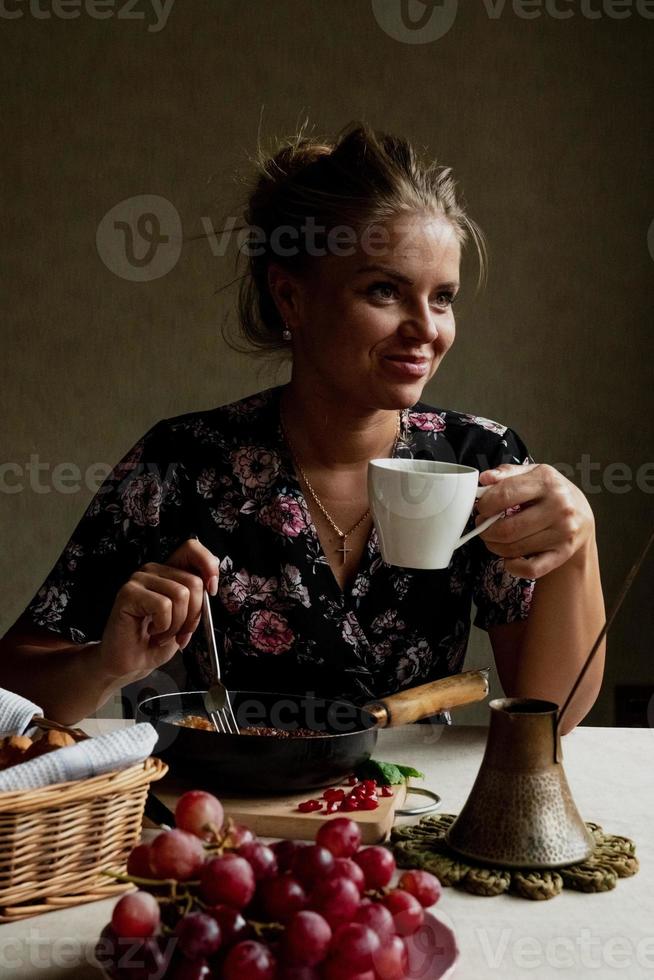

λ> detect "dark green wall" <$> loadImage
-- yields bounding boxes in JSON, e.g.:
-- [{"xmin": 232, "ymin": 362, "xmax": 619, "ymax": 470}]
[{"xmin": 2, "ymin": 0, "xmax": 653, "ymax": 724}]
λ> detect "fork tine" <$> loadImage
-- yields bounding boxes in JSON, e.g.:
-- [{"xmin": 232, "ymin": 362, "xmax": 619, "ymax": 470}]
[
  {"xmin": 218, "ymin": 706, "xmax": 237, "ymax": 735},
  {"xmin": 201, "ymin": 586, "xmax": 240, "ymax": 734}
]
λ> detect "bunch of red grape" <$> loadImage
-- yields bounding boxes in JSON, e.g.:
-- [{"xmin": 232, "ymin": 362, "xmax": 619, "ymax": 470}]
[{"xmin": 96, "ymin": 789, "xmax": 443, "ymax": 980}]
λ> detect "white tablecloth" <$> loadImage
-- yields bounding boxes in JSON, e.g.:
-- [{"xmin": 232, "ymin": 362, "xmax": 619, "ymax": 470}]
[{"xmin": 1, "ymin": 722, "xmax": 652, "ymax": 979}]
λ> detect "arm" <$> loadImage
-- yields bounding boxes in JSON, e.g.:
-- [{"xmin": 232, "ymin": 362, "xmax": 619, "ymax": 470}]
[
  {"xmin": 479, "ymin": 464, "xmax": 606, "ymax": 734},
  {"xmin": 0, "ymin": 619, "xmax": 137, "ymax": 725},
  {"xmin": 0, "ymin": 540, "xmax": 220, "ymax": 725},
  {"xmin": 488, "ymin": 538, "xmax": 605, "ymax": 733}
]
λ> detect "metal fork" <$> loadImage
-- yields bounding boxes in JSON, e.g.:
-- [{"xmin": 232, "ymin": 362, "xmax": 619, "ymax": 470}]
[{"xmin": 201, "ymin": 590, "xmax": 239, "ymax": 734}]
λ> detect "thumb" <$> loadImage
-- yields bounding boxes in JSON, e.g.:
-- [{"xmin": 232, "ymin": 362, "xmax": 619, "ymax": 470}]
[
  {"xmin": 166, "ymin": 536, "xmax": 221, "ymax": 595},
  {"xmin": 479, "ymin": 462, "xmax": 537, "ymax": 485}
]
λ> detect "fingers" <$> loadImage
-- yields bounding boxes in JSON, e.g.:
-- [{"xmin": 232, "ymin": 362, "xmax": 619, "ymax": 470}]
[
  {"xmin": 478, "ymin": 462, "xmax": 538, "ymax": 485},
  {"xmin": 480, "ymin": 525, "xmax": 562, "ymax": 560},
  {"xmin": 116, "ymin": 579, "xmax": 184, "ymax": 647},
  {"xmin": 476, "ymin": 501, "xmax": 548, "ymax": 544},
  {"xmin": 165, "ymin": 538, "xmax": 220, "ymax": 597},
  {"xmin": 476, "ymin": 464, "xmax": 563, "ymax": 517},
  {"xmin": 132, "ymin": 567, "xmax": 204, "ymax": 647}
]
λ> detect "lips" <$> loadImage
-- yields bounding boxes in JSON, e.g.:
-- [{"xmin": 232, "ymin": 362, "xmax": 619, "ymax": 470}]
[
  {"xmin": 385, "ymin": 356, "xmax": 430, "ymax": 365},
  {"xmin": 382, "ymin": 354, "xmax": 431, "ymax": 379}
]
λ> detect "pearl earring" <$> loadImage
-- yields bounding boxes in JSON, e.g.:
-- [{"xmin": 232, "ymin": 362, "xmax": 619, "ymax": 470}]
[{"xmin": 282, "ymin": 321, "xmax": 292, "ymax": 341}]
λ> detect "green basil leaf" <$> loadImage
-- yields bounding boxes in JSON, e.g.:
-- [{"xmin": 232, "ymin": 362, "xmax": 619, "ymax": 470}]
[
  {"xmin": 353, "ymin": 759, "xmax": 424, "ymax": 785},
  {"xmin": 395, "ymin": 764, "xmax": 425, "ymax": 780},
  {"xmin": 354, "ymin": 759, "xmax": 404, "ymax": 785}
]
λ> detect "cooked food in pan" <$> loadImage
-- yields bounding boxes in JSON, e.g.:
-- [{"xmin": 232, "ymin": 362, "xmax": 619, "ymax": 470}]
[{"xmin": 174, "ymin": 713, "xmax": 322, "ymax": 737}]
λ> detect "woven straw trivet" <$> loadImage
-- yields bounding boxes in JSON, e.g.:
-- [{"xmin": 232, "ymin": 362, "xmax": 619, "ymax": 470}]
[{"xmin": 390, "ymin": 813, "xmax": 639, "ymax": 900}]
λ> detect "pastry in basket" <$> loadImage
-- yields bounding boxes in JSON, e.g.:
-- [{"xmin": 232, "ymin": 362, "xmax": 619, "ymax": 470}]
[
  {"xmin": 25, "ymin": 729, "xmax": 76, "ymax": 759},
  {"xmin": 0, "ymin": 734, "xmax": 34, "ymax": 769},
  {"xmin": 0, "ymin": 729, "xmax": 76, "ymax": 770}
]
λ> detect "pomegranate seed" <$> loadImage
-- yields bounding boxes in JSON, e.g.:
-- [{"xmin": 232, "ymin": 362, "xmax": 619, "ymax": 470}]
[
  {"xmin": 347, "ymin": 775, "xmax": 358, "ymax": 785},
  {"xmin": 323, "ymin": 789, "xmax": 346, "ymax": 802},
  {"xmin": 339, "ymin": 799, "xmax": 359, "ymax": 811},
  {"xmin": 358, "ymin": 798, "xmax": 379, "ymax": 811},
  {"xmin": 298, "ymin": 799, "xmax": 322, "ymax": 813},
  {"xmin": 361, "ymin": 780, "xmax": 377, "ymax": 795},
  {"xmin": 380, "ymin": 786, "xmax": 394, "ymax": 798}
]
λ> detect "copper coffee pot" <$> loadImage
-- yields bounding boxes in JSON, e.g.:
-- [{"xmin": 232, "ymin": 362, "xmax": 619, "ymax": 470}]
[
  {"xmin": 444, "ymin": 697, "xmax": 594, "ymax": 868},
  {"xmin": 445, "ymin": 526, "xmax": 654, "ymax": 870}
]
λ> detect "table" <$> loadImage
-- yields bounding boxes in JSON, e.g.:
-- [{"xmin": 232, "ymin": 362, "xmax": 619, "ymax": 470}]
[{"xmin": 1, "ymin": 723, "xmax": 652, "ymax": 979}]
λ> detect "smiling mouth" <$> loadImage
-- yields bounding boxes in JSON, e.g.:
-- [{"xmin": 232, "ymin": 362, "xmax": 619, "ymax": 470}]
[{"xmin": 384, "ymin": 355, "xmax": 431, "ymax": 365}]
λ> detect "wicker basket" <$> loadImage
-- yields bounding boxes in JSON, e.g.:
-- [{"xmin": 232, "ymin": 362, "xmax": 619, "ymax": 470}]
[{"xmin": 0, "ymin": 718, "xmax": 167, "ymax": 922}]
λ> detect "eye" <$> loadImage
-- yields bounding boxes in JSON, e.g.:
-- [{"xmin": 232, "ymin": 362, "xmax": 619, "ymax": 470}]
[
  {"xmin": 367, "ymin": 281, "xmax": 399, "ymax": 301},
  {"xmin": 432, "ymin": 290, "xmax": 457, "ymax": 310}
]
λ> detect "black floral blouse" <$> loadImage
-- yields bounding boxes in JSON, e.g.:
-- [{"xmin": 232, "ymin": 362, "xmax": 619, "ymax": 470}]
[{"xmin": 22, "ymin": 385, "xmax": 536, "ymax": 709}]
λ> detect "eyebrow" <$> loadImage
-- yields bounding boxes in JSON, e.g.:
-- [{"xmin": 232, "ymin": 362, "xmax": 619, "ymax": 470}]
[{"xmin": 353, "ymin": 263, "xmax": 459, "ymax": 290}]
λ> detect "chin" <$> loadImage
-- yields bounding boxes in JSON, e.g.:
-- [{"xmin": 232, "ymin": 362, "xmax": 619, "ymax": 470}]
[{"xmin": 373, "ymin": 379, "xmax": 429, "ymax": 411}]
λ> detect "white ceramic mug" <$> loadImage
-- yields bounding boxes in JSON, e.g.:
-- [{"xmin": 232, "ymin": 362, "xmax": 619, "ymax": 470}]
[{"xmin": 368, "ymin": 459, "xmax": 504, "ymax": 569}]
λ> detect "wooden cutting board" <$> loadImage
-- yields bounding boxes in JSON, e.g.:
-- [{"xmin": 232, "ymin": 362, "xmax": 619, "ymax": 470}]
[{"xmin": 155, "ymin": 776, "xmax": 407, "ymax": 844}]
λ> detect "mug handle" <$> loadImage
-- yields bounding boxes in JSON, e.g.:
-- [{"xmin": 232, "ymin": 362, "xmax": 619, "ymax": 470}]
[{"xmin": 454, "ymin": 486, "xmax": 504, "ymax": 550}]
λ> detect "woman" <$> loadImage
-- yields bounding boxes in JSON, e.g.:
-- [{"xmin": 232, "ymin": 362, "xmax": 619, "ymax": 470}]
[{"xmin": 0, "ymin": 123, "xmax": 605, "ymax": 730}]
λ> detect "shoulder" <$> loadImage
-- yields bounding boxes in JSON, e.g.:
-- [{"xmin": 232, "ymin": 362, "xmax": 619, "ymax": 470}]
[
  {"xmin": 146, "ymin": 387, "xmax": 281, "ymax": 452},
  {"xmin": 405, "ymin": 399, "xmax": 531, "ymax": 468}
]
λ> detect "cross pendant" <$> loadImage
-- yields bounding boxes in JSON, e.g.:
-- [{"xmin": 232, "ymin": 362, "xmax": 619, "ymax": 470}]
[{"xmin": 336, "ymin": 537, "xmax": 351, "ymax": 563}]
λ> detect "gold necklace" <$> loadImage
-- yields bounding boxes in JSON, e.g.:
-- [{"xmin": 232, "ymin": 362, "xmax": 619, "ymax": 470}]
[{"xmin": 279, "ymin": 408, "xmax": 403, "ymax": 564}]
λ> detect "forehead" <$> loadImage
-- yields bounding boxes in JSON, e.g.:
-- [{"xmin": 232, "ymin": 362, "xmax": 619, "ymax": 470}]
[
  {"xmin": 379, "ymin": 213, "xmax": 461, "ymax": 270},
  {"xmin": 316, "ymin": 212, "xmax": 461, "ymax": 284}
]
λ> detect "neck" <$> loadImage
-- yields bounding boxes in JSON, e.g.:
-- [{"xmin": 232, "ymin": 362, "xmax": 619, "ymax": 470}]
[{"xmin": 279, "ymin": 380, "xmax": 400, "ymax": 470}]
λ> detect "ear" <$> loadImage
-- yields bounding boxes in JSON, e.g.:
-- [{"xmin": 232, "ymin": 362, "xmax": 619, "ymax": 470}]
[{"xmin": 267, "ymin": 262, "xmax": 305, "ymax": 327}]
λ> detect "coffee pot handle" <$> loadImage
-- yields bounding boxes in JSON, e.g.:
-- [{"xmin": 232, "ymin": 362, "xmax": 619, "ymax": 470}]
[{"xmin": 455, "ymin": 487, "xmax": 504, "ymax": 550}]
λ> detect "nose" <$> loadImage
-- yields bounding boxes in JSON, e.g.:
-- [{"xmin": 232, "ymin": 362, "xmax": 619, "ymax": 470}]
[{"xmin": 398, "ymin": 299, "xmax": 439, "ymax": 344}]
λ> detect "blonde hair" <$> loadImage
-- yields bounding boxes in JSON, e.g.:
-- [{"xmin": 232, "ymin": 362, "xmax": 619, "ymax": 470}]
[{"xmin": 232, "ymin": 120, "xmax": 486, "ymax": 355}]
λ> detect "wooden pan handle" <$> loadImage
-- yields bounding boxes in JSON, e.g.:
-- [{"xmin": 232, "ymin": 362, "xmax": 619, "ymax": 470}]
[{"xmin": 364, "ymin": 668, "xmax": 490, "ymax": 728}]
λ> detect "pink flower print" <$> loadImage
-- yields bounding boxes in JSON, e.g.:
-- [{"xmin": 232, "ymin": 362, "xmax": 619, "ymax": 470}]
[
  {"xmin": 232, "ymin": 447, "xmax": 280, "ymax": 490},
  {"xmin": 32, "ymin": 584, "xmax": 69, "ymax": 626},
  {"xmin": 408, "ymin": 412, "xmax": 446, "ymax": 433},
  {"xmin": 370, "ymin": 610, "xmax": 406, "ymax": 633},
  {"xmin": 279, "ymin": 565, "xmax": 310, "ymax": 608},
  {"xmin": 258, "ymin": 493, "xmax": 310, "ymax": 538},
  {"xmin": 110, "ymin": 440, "xmax": 145, "ymax": 481},
  {"xmin": 219, "ymin": 569, "xmax": 278, "ymax": 614},
  {"xmin": 197, "ymin": 468, "xmax": 220, "ymax": 498},
  {"xmin": 120, "ymin": 473, "xmax": 162, "ymax": 526},
  {"xmin": 248, "ymin": 610, "xmax": 294, "ymax": 654},
  {"xmin": 63, "ymin": 541, "xmax": 83, "ymax": 572},
  {"xmin": 225, "ymin": 393, "xmax": 268, "ymax": 419},
  {"xmin": 464, "ymin": 415, "xmax": 507, "ymax": 436},
  {"xmin": 341, "ymin": 612, "xmax": 369, "ymax": 651}
]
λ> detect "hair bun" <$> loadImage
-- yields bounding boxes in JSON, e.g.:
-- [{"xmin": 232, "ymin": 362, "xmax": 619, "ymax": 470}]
[{"xmin": 264, "ymin": 140, "xmax": 333, "ymax": 184}]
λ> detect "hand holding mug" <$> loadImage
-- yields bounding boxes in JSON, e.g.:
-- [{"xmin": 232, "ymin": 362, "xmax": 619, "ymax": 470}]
[
  {"xmin": 475, "ymin": 463, "xmax": 595, "ymax": 579},
  {"xmin": 368, "ymin": 459, "xmax": 506, "ymax": 569}
]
